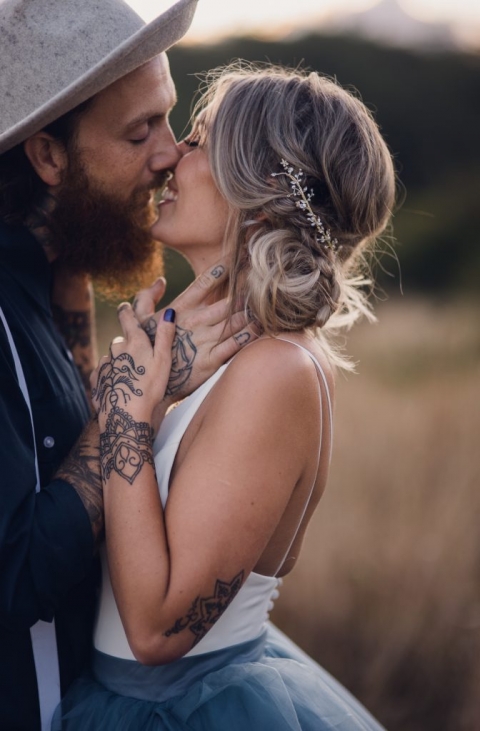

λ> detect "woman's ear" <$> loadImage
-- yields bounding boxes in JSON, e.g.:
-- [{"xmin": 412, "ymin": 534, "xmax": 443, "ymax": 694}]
[{"xmin": 23, "ymin": 132, "xmax": 68, "ymax": 187}]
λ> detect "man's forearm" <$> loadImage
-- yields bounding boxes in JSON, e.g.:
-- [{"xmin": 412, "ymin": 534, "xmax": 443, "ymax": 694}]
[{"xmin": 55, "ymin": 419, "xmax": 104, "ymax": 549}]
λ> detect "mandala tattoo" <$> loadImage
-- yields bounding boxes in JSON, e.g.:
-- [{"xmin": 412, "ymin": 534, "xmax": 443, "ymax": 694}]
[
  {"xmin": 164, "ymin": 571, "xmax": 245, "ymax": 646},
  {"xmin": 92, "ymin": 352, "xmax": 145, "ymax": 412},
  {"xmin": 166, "ymin": 326, "xmax": 197, "ymax": 397},
  {"xmin": 100, "ymin": 407, "xmax": 154, "ymax": 484}
]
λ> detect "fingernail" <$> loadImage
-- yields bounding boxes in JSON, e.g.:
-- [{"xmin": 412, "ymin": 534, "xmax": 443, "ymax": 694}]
[
  {"xmin": 163, "ymin": 308, "xmax": 176, "ymax": 323},
  {"xmin": 117, "ymin": 302, "xmax": 130, "ymax": 313}
]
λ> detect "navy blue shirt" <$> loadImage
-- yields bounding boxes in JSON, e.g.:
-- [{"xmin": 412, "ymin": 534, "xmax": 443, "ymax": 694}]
[{"xmin": 0, "ymin": 221, "xmax": 99, "ymax": 730}]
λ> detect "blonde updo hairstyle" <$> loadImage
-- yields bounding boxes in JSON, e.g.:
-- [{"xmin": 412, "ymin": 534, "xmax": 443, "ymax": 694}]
[{"xmin": 194, "ymin": 64, "xmax": 395, "ymax": 367}]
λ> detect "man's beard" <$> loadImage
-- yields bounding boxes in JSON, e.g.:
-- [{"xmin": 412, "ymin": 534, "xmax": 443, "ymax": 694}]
[{"xmin": 49, "ymin": 156, "xmax": 166, "ymax": 300}]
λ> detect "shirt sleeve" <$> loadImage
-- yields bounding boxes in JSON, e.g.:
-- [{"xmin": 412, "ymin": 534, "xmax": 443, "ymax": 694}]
[{"xmin": 0, "ymin": 337, "xmax": 94, "ymax": 631}]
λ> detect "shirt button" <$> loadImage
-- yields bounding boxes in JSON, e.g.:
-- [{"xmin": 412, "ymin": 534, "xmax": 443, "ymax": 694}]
[{"xmin": 43, "ymin": 436, "xmax": 55, "ymax": 449}]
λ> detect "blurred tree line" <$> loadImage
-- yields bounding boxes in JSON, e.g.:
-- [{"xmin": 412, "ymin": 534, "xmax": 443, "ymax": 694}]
[{"xmin": 165, "ymin": 34, "xmax": 480, "ymax": 299}]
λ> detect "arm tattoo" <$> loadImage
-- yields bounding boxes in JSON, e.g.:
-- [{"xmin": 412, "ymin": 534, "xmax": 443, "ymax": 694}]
[
  {"xmin": 163, "ymin": 571, "xmax": 245, "ymax": 647},
  {"xmin": 92, "ymin": 352, "xmax": 144, "ymax": 413},
  {"xmin": 52, "ymin": 304, "xmax": 93, "ymax": 392},
  {"xmin": 100, "ymin": 407, "xmax": 154, "ymax": 485},
  {"xmin": 165, "ymin": 326, "xmax": 197, "ymax": 397},
  {"xmin": 51, "ymin": 305, "xmax": 91, "ymax": 350},
  {"xmin": 55, "ymin": 422, "xmax": 103, "ymax": 547}
]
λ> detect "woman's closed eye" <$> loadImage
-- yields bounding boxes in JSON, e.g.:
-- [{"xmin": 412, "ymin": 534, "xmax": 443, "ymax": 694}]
[{"xmin": 184, "ymin": 136, "xmax": 200, "ymax": 148}]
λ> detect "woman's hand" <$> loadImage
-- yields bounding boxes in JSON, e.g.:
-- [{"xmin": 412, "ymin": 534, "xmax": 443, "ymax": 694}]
[
  {"xmin": 91, "ymin": 304, "xmax": 176, "ymax": 425},
  {"xmin": 132, "ymin": 260, "xmax": 259, "ymax": 405}
]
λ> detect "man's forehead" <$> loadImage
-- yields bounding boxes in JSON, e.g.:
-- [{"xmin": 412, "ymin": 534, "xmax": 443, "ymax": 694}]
[{"xmin": 84, "ymin": 54, "xmax": 176, "ymax": 127}]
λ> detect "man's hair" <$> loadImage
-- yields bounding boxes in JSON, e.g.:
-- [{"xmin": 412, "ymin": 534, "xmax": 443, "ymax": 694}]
[{"xmin": 0, "ymin": 99, "xmax": 93, "ymax": 225}]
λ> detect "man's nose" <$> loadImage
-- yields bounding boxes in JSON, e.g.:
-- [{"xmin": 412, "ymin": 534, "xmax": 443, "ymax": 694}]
[{"xmin": 149, "ymin": 127, "xmax": 182, "ymax": 172}]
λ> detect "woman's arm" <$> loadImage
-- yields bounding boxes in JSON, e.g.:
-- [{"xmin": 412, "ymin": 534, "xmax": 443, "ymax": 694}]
[{"xmin": 96, "ymin": 317, "xmax": 320, "ymax": 665}]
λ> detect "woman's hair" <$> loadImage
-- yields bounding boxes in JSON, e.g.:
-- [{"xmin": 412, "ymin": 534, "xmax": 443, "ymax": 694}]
[
  {"xmin": 0, "ymin": 99, "xmax": 92, "ymax": 225},
  {"xmin": 193, "ymin": 63, "xmax": 396, "ymax": 368}
]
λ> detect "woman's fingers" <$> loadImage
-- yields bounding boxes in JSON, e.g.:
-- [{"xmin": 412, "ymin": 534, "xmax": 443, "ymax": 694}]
[
  {"xmin": 154, "ymin": 308, "xmax": 176, "ymax": 360},
  {"xmin": 169, "ymin": 258, "xmax": 229, "ymax": 311},
  {"xmin": 132, "ymin": 277, "xmax": 166, "ymax": 324}
]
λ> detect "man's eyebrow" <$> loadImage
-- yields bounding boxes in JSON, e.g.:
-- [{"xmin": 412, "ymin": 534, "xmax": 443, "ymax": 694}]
[{"xmin": 123, "ymin": 93, "xmax": 178, "ymax": 133}]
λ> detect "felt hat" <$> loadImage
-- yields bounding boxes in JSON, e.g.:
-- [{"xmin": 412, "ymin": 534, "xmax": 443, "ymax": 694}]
[{"xmin": 0, "ymin": 0, "xmax": 198, "ymax": 154}]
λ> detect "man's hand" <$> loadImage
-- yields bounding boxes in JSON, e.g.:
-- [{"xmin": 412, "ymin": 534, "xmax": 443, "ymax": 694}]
[{"xmin": 132, "ymin": 262, "xmax": 258, "ymax": 404}]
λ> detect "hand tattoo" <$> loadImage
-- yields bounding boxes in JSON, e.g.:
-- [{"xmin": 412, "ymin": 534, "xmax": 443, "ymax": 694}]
[
  {"xmin": 142, "ymin": 317, "xmax": 157, "ymax": 346},
  {"xmin": 164, "ymin": 571, "xmax": 244, "ymax": 646},
  {"xmin": 165, "ymin": 326, "xmax": 197, "ymax": 397},
  {"xmin": 92, "ymin": 352, "xmax": 145, "ymax": 413},
  {"xmin": 100, "ymin": 407, "xmax": 154, "ymax": 485}
]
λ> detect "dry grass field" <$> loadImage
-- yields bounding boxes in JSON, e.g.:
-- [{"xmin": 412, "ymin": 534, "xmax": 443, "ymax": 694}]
[
  {"xmin": 97, "ymin": 296, "xmax": 480, "ymax": 729},
  {"xmin": 271, "ymin": 297, "xmax": 480, "ymax": 730}
]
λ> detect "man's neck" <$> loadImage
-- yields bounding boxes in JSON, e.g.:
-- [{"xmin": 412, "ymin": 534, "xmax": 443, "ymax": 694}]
[{"xmin": 25, "ymin": 191, "xmax": 58, "ymax": 263}]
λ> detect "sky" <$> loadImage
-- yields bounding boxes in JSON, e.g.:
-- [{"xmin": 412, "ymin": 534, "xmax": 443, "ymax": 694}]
[{"xmin": 126, "ymin": 0, "xmax": 480, "ymax": 46}]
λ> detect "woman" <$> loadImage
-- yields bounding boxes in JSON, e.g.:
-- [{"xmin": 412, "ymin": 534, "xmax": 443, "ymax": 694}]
[{"xmin": 54, "ymin": 64, "xmax": 395, "ymax": 729}]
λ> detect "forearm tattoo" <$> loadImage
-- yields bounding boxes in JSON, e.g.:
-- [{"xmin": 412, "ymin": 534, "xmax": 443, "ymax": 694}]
[
  {"xmin": 55, "ymin": 423, "xmax": 103, "ymax": 546},
  {"xmin": 164, "ymin": 571, "xmax": 244, "ymax": 647},
  {"xmin": 100, "ymin": 407, "xmax": 154, "ymax": 485},
  {"xmin": 92, "ymin": 352, "xmax": 144, "ymax": 413},
  {"xmin": 166, "ymin": 325, "xmax": 197, "ymax": 397}
]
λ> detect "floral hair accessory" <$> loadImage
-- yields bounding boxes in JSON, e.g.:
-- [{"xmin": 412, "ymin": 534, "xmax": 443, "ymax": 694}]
[{"xmin": 271, "ymin": 159, "xmax": 338, "ymax": 251}]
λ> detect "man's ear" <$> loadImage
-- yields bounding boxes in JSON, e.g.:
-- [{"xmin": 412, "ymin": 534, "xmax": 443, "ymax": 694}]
[{"xmin": 23, "ymin": 132, "xmax": 68, "ymax": 187}]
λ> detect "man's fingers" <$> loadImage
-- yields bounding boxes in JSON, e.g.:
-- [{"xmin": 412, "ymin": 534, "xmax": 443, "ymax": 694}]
[
  {"xmin": 170, "ymin": 259, "xmax": 229, "ymax": 311},
  {"xmin": 117, "ymin": 301, "xmax": 149, "ymax": 342},
  {"xmin": 132, "ymin": 277, "xmax": 166, "ymax": 323}
]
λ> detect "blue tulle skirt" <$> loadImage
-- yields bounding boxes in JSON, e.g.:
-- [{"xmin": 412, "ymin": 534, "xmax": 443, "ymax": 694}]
[{"xmin": 52, "ymin": 623, "xmax": 385, "ymax": 730}]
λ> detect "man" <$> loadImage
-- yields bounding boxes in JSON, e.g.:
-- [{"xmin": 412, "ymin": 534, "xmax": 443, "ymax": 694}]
[{"xmin": 0, "ymin": 1, "xmax": 252, "ymax": 729}]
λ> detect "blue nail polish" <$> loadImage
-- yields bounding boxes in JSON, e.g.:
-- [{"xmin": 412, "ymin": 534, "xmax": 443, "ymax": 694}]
[{"xmin": 163, "ymin": 308, "xmax": 176, "ymax": 323}]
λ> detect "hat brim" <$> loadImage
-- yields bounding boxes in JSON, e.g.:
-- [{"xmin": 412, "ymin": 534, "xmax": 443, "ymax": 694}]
[{"xmin": 0, "ymin": 0, "xmax": 197, "ymax": 154}]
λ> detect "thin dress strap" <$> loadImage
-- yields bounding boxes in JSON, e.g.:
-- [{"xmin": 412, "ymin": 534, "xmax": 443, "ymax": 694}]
[
  {"xmin": 275, "ymin": 337, "xmax": 334, "ymax": 461},
  {"xmin": 266, "ymin": 337, "xmax": 334, "ymax": 573}
]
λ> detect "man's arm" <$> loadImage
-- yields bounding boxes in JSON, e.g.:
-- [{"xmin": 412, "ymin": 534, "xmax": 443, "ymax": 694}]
[
  {"xmin": 0, "ymin": 349, "xmax": 95, "ymax": 629},
  {"xmin": 54, "ymin": 418, "xmax": 104, "ymax": 548}
]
